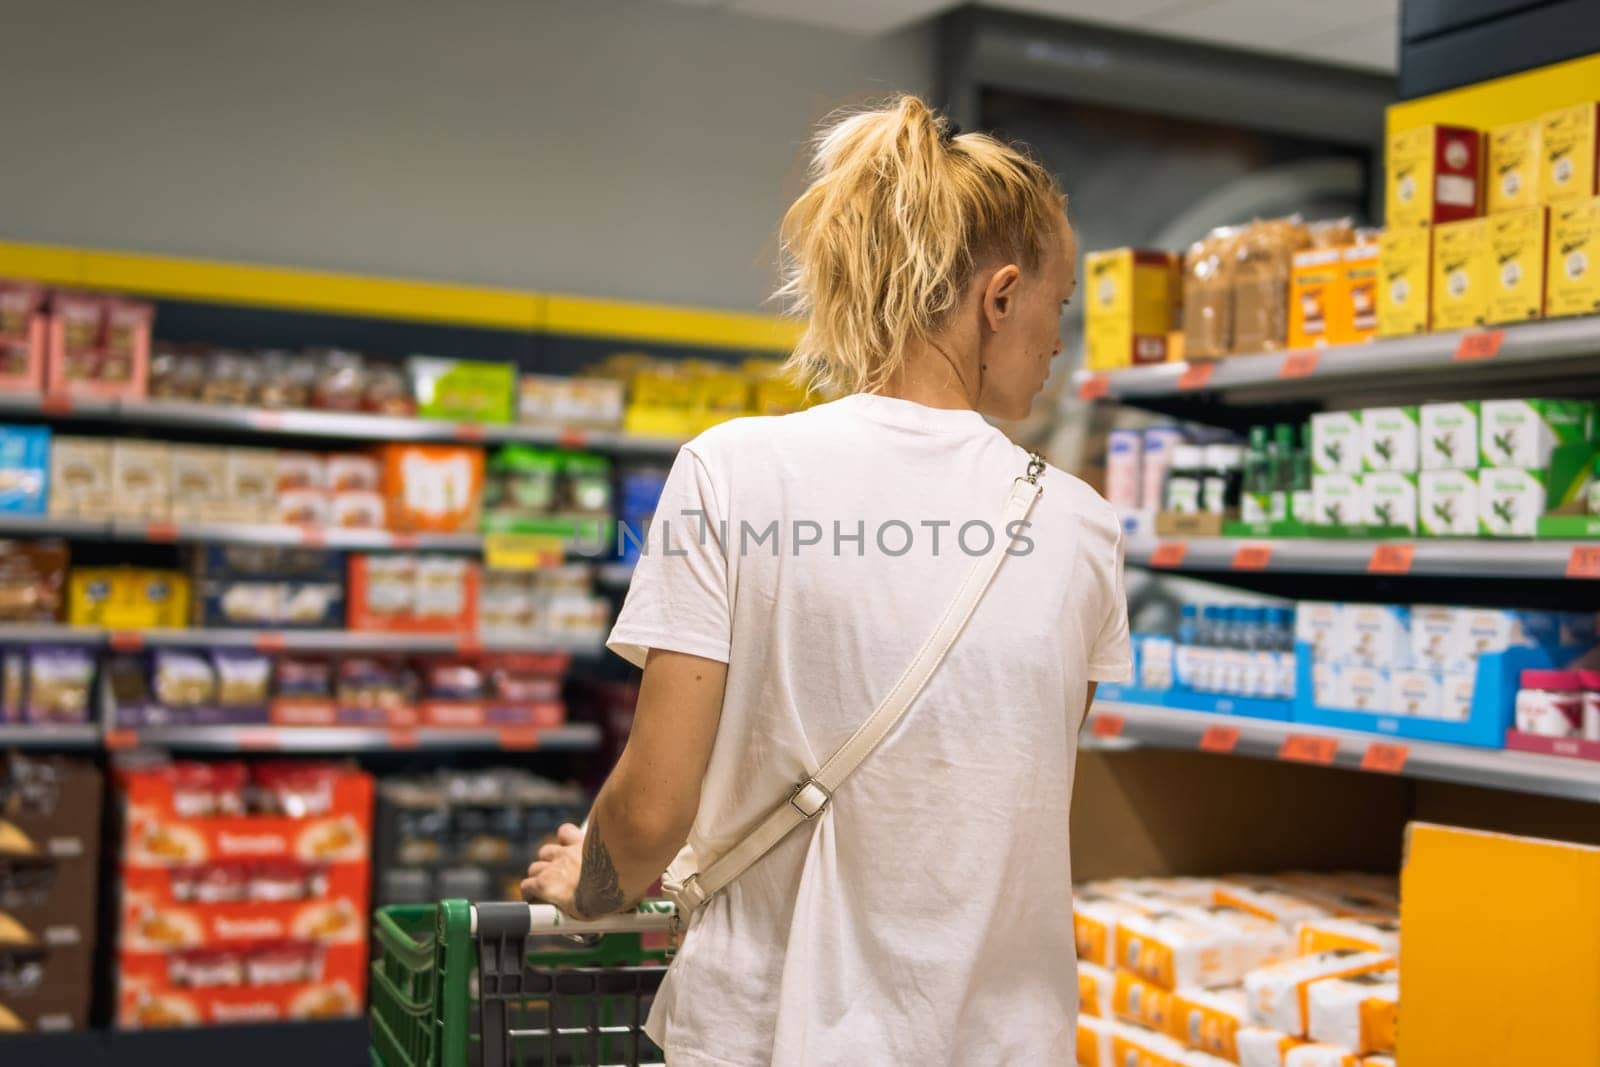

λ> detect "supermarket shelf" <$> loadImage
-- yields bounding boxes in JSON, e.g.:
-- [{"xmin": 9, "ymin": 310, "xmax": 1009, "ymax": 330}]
[
  {"xmin": 596, "ymin": 561, "xmax": 636, "ymax": 588},
  {"xmin": 108, "ymin": 721, "xmax": 603, "ymax": 753},
  {"xmin": 0, "ymin": 624, "xmax": 605, "ymax": 656},
  {"xmin": 0, "ymin": 513, "xmax": 113, "ymax": 539},
  {"xmin": 112, "ymin": 520, "xmax": 484, "ymax": 552},
  {"xmin": 1125, "ymin": 535, "xmax": 1600, "ymax": 580},
  {"xmin": 1073, "ymin": 316, "xmax": 1600, "ymax": 406},
  {"xmin": 0, "ymin": 724, "xmax": 100, "ymax": 748},
  {"xmin": 0, "ymin": 623, "xmax": 104, "ymax": 644},
  {"xmin": 0, "ymin": 390, "xmax": 685, "ymax": 454},
  {"xmin": 1086, "ymin": 702, "xmax": 1600, "ymax": 803}
]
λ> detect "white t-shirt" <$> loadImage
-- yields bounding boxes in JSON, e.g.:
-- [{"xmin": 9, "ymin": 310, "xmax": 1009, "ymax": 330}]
[{"xmin": 607, "ymin": 393, "xmax": 1131, "ymax": 1067}]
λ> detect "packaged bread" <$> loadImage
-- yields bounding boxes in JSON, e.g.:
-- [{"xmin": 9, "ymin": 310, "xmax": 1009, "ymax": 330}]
[
  {"xmin": 1173, "ymin": 986, "xmax": 1249, "ymax": 1061},
  {"xmin": 1077, "ymin": 1013, "xmax": 1118, "ymax": 1067},
  {"xmin": 1245, "ymin": 950, "xmax": 1396, "ymax": 1035},
  {"xmin": 1114, "ymin": 967, "xmax": 1176, "ymax": 1032},
  {"xmin": 1115, "ymin": 906, "xmax": 1287, "ymax": 991},
  {"xmin": 1295, "ymin": 916, "xmax": 1400, "ymax": 956},
  {"xmin": 1284, "ymin": 1044, "xmax": 1360, "ymax": 1067},
  {"xmin": 1182, "ymin": 227, "xmax": 1241, "ymax": 359},
  {"xmin": 1215, "ymin": 878, "xmax": 1334, "ymax": 930},
  {"xmin": 1237, "ymin": 1026, "xmax": 1307, "ymax": 1067},
  {"xmin": 1308, "ymin": 218, "xmax": 1356, "ymax": 249},
  {"xmin": 1076, "ymin": 890, "xmax": 1154, "ymax": 966},
  {"xmin": 1307, "ymin": 971, "xmax": 1397, "ymax": 1054},
  {"xmin": 1079, "ymin": 960, "xmax": 1115, "ymax": 1018},
  {"xmin": 1112, "ymin": 1022, "xmax": 1192, "ymax": 1067},
  {"xmin": 1101, "ymin": 877, "xmax": 1222, "ymax": 908},
  {"xmin": 1187, "ymin": 904, "xmax": 1296, "ymax": 974},
  {"xmin": 1232, "ymin": 218, "xmax": 1312, "ymax": 354}
]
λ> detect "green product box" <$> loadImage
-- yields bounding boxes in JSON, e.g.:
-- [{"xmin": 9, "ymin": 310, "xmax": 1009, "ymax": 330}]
[
  {"xmin": 1419, "ymin": 469, "xmax": 1479, "ymax": 537},
  {"xmin": 1480, "ymin": 398, "xmax": 1595, "ymax": 468},
  {"xmin": 1361, "ymin": 407, "xmax": 1420, "ymax": 472},
  {"xmin": 1311, "ymin": 473, "xmax": 1361, "ymax": 527},
  {"xmin": 1311, "ymin": 411, "xmax": 1362, "ymax": 475},
  {"xmin": 1477, "ymin": 444, "xmax": 1595, "ymax": 536},
  {"xmin": 410, "ymin": 356, "xmax": 517, "ymax": 424},
  {"xmin": 1420, "ymin": 401, "xmax": 1481, "ymax": 471},
  {"xmin": 1363, "ymin": 471, "xmax": 1418, "ymax": 533}
]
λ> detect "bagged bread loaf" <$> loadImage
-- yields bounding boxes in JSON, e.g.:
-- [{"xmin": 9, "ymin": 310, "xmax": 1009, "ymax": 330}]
[
  {"xmin": 1232, "ymin": 218, "xmax": 1312, "ymax": 354},
  {"xmin": 1307, "ymin": 971, "xmax": 1398, "ymax": 1054},
  {"xmin": 1182, "ymin": 227, "xmax": 1241, "ymax": 359},
  {"xmin": 1115, "ymin": 967, "xmax": 1177, "ymax": 1031}
]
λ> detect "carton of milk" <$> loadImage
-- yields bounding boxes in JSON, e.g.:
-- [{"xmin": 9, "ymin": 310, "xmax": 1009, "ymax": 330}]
[{"xmin": 1420, "ymin": 401, "xmax": 1481, "ymax": 470}]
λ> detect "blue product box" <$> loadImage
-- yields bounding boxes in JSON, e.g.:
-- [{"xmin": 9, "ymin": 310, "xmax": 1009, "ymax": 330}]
[
  {"xmin": 1095, "ymin": 632, "xmax": 1171, "ymax": 706},
  {"xmin": 1292, "ymin": 640, "xmax": 1551, "ymax": 748},
  {"xmin": 0, "ymin": 425, "xmax": 50, "ymax": 514},
  {"xmin": 190, "ymin": 544, "xmax": 347, "ymax": 629},
  {"xmin": 1163, "ymin": 688, "xmax": 1295, "ymax": 722}
]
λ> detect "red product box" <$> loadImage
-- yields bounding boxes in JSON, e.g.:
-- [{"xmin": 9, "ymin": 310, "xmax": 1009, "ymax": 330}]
[
  {"xmin": 120, "ymin": 864, "xmax": 368, "ymax": 952},
  {"xmin": 117, "ymin": 942, "xmax": 366, "ymax": 1028},
  {"xmin": 347, "ymin": 555, "xmax": 480, "ymax": 634},
  {"xmin": 46, "ymin": 293, "xmax": 151, "ymax": 399},
  {"xmin": 0, "ymin": 281, "xmax": 47, "ymax": 392}
]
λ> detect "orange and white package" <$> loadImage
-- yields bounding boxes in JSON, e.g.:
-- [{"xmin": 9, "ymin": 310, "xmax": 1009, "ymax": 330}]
[
  {"xmin": 1284, "ymin": 1044, "xmax": 1360, "ymax": 1067},
  {"xmin": 1307, "ymin": 971, "xmax": 1397, "ymax": 1054},
  {"xmin": 1182, "ymin": 1051, "xmax": 1237, "ymax": 1067},
  {"xmin": 1114, "ymin": 968, "xmax": 1176, "ymax": 1032},
  {"xmin": 1295, "ymin": 916, "xmax": 1400, "ymax": 956},
  {"xmin": 1078, "ymin": 960, "xmax": 1115, "ymax": 1018},
  {"xmin": 1215, "ymin": 878, "xmax": 1333, "ymax": 930},
  {"xmin": 1274, "ymin": 872, "xmax": 1397, "ymax": 917},
  {"xmin": 1237, "ymin": 1026, "xmax": 1307, "ymax": 1067},
  {"xmin": 1115, "ymin": 910, "xmax": 1244, "ymax": 990},
  {"xmin": 1077, "ymin": 1013, "xmax": 1118, "ymax": 1067},
  {"xmin": 1173, "ymin": 986, "xmax": 1249, "ymax": 1061},
  {"xmin": 1361, "ymin": 1056, "xmax": 1395, "ymax": 1067},
  {"xmin": 1186, "ymin": 904, "xmax": 1297, "ymax": 975},
  {"xmin": 1076, "ymin": 891, "xmax": 1154, "ymax": 966},
  {"xmin": 1102, "ymin": 877, "xmax": 1222, "ymax": 907},
  {"xmin": 1245, "ymin": 950, "xmax": 1396, "ymax": 1036},
  {"xmin": 1112, "ymin": 1022, "xmax": 1192, "ymax": 1067}
]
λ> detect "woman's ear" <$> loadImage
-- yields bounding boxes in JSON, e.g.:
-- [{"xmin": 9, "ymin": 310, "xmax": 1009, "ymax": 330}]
[{"xmin": 982, "ymin": 264, "xmax": 1022, "ymax": 332}]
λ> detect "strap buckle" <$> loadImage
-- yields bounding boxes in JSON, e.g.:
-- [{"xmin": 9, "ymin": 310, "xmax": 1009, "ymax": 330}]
[{"xmin": 788, "ymin": 777, "xmax": 831, "ymax": 819}]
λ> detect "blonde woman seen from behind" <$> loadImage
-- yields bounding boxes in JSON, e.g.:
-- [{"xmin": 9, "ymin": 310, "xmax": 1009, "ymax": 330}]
[{"xmin": 522, "ymin": 94, "xmax": 1130, "ymax": 1066}]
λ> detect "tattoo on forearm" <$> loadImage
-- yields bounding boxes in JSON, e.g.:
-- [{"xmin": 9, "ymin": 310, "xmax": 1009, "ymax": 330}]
[{"xmin": 574, "ymin": 812, "xmax": 626, "ymax": 919}]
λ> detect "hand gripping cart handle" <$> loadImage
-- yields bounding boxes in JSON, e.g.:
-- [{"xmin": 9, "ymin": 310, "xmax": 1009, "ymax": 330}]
[{"xmin": 370, "ymin": 899, "xmax": 677, "ymax": 1067}]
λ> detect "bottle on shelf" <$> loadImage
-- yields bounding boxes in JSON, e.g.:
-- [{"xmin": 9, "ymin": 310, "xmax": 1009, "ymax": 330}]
[
  {"xmin": 1164, "ymin": 444, "xmax": 1206, "ymax": 514},
  {"xmin": 1202, "ymin": 442, "xmax": 1244, "ymax": 515},
  {"xmin": 1269, "ymin": 424, "xmax": 1297, "ymax": 523},
  {"xmin": 1290, "ymin": 430, "xmax": 1314, "ymax": 525},
  {"xmin": 1242, "ymin": 426, "xmax": 1273, "ymax": 524}
]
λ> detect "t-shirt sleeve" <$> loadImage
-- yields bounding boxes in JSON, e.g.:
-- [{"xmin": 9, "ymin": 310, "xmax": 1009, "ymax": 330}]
[
  {"xmin": 607, "ymin": 447, "xmax": 732, "ymax": 669},
  {"xmin": 1088, "ymin": 529, "xmax": 1132, "ymax": 682}
]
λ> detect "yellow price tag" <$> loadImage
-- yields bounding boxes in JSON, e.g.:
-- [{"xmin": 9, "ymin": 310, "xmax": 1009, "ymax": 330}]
[{"xmin": 484, "ymin": 533, "xmax": 566, "ymax": 572}]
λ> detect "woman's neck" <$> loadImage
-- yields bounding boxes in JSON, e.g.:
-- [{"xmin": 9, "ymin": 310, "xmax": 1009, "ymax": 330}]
[{"xmin": 876, "ymin": 337, "xmax": 979, "ymax": 411}]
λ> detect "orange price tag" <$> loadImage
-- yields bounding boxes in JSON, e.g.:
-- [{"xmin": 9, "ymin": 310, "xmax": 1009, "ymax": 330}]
[
  {"xmin": 1077, "ymin": 374, "xmax": 1110, "ymax": 401},
  {"xmin": 1199, "ymin": 725, "xmax": 1240, "ymax": 753},
  {"xmin": 237, "ymin": 729, "xmax": 281, "ymax": 751},
  {"xmin": 1090, "ymin": 713, "xmax": 1125, "ymax": 739},
  {"xmin": 40, "ymin": 394, "xmax": 74, "ymax": 415},
  {"xmin": 1360, "ymin": 741, "xmax": 1409, "ymax": 774},
  {"xmin": 389, "ymin": 533, "xmax": 420, "ymax": 550},
  {"xmin": 1567, "ymin": 546, "xmax": 1600, "ymax": 579},
  {"xmin": 1149, "ymin": 541, "xmax": 1188, "ymax": 568},
  {"xmin": 109, "ymin": 631, "xmax": 145, "ymax": 652},
  {"xmin": 1177, "ymin": 362, "xmax": 1215, "ymax": 391},
  {"xmin": 454, "ymin": 423, "xmax": 487, "ymax": 442},
  {"xmin": 1367, "ymin": 543, "xmax": 1415, "ymax": 575},
  {"xmin": 251, "ymin": 411, "xmax": 285, "ymax": 431},
  {"xmin": 1232, "ymin": 544, "xmax": 1272, "ymax": 571},
  {"xmin": 388, "ymin": 727, "xmax": 420, "ymax": 750},
  {"xmin": 145, "ymin": 523, "xmax": 179, "ymax": 543},
  {"xmin": 298, "ymin": 527, "xmax": 327, "ymax": 548},
  {"xmin": 1454, "ymin": 329, "xmax": 1504, "ymax": 361},
  {"xmin": 105, "ymin": 729, "xmax": 138, "ymax": 751},
  {"xmin": 1279, "ymin": 351, "xmax": 1320, "ymax": 379},
  {"xmin": 498, "ymin": 727, "xmax": 541, "ymax": 751},
  {"xmin": 455, "ymin": 635, "xmax": 484, "ymax": 656},
  {"xmin": 557, "ymin": 428, "xmax": 590, "ymax": 450},
  {"xmin": 1279, "ymin": 733, "xmax": 1339, "ymax": 765},
  {"xmin": 254, "ymin": 632, "xmax": 288, "ymax": 653}
]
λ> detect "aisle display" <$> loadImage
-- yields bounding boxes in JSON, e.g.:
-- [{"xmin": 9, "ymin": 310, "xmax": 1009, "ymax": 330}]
[
  {"xmin": 1074, "ymin": 873, "xmax": 1399, "ymax": 1067},
  {"xmin": 0, "ymin": 753, "xmax": 102, "ymax": 1032},
  {"xmin": 114, "ymin": 759, "xmax": 372, "ymax": 1028}
]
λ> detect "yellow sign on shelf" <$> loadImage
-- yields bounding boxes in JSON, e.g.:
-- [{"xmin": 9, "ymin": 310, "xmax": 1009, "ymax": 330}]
[{"xmin": 483, "ymin": 533, "xmax": 566, "ymax": 572}]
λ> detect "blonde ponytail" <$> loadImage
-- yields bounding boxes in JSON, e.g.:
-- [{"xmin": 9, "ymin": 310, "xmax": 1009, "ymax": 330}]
[{"xmin": 776, "ymin": 94, "xmax": 1064, "ymax": 396}]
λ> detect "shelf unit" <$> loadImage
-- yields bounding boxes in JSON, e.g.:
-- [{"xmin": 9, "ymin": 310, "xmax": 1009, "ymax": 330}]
[
  {"xmin": 1084, "ymin": 703, "xmax": 1600, "ymax": 804},
  {"xmin": 104, "ymin": 721, "xmax": 602, "ymax": 753},
  {"xmin": 0, "ymin": 724, "xmax": 99, "ymax": 749},
  {"xmin": 1124, "ymin": 535, "xmax": 1600, "ymax": 580}
]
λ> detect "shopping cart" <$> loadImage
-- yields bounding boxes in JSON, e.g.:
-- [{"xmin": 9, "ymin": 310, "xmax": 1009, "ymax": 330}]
[{"xmin": 369, "ymin": 898, "xmax": 677, "ymax": 1067}]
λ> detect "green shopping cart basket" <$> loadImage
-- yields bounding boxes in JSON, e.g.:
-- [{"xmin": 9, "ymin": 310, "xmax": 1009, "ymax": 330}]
[{"xmin": 369, "ymin": 899, "xmax": 676, "ymax": 1067}]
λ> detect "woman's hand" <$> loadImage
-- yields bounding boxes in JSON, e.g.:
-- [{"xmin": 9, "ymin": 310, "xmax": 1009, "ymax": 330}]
[{"xmin": 521, "ymin": 823, "xmax": 588, "ymax": 920}]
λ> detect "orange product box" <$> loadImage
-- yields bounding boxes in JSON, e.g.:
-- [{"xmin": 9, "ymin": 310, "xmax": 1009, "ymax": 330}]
[
  {"xmin": 0, "ymin": 281, "xmax": 48, "ymax": 392},
  {"xmin": 347, "ymin": 554, "xmax": 480, "ymax": 634},
  {"xmin": 1386, "ymin": 124, "xmax": 1482, "ymax": 228},
  {"xmin": 1078, "ymin": 1014, "xmax": 1117, "ymax": 1067},
  {"xmin": 46, "ymin": 293, "xmax": 152, "ymax": 399},
  {"xmin": 1112, "ymin": 967, "xmax": 1175, "ymax": 1033},
  {"xmin": 1078, "ymin": 960, "xmax": 1114, "ymax": 1019},
  {"xmin": 1074, "ymin": 890, "xmax": 1153, "ymax": 966},
  {"xmin": 1295, "ymin": 916, "xmax": 1400, "ymax": 956},
  {"xmin": 1114, "ymin": 909, "xmax": 1242, "ymax": 991},
  {"xmin": 1287, "ymin": 246, "xmax": 1345, "ymax": 350},
  {"xmin": 120, "ymin": 865, "xmax": 368, "ymax": 953},
  {"xmin": 1173, "ymin": 986, "xmax": 1249, "ymax": 1061},
  {"xmin": 117, "ymin": 943, "xmax": 365, "ymax": 1028},
  {"xmin": 1111, "ymin": 1022, "xmax": 1191, "ymax": 1067},
  {"xmin": 381, "ymin": 444, "xmax": 484, "ymax": 533},
  {"xmin": 1244, "ymin": 950, "xmax": 1396, "ymax": 1037},
  {"xmin": 1340, "ymin": 240, "xmax": 1379, "ymax": 344}
]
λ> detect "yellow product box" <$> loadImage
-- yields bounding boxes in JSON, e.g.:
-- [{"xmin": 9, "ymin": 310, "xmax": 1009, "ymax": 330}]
[
  {"xmin": 1173, "ymin": 986, "xmax": 1249, "ymax": 1061},
  {"xmin": 1307, "ymin": 971, "xmax": 1397, "ymax": 1055},
  {"xmin": 1401, "ymin": 822, "xmax": 1600, "ymax": 1065},
  {"xmin": 1430, "ymin": 218, "xmax": 1492, "ymax": 331},
  {"xmin": 1286, "ymin": 247, "xmax": 1343, "ymax": 350},
  {"xmin": 67, "ymin": 567, "xmax": 190, "ymax": 629},
  {"xmin": 1084, "ymin": 248, "xmax": 1179, "ymax": 370},
  {"xmin": 1486, "ymin": 119, "xmax": 1540, "ymax": 213},
  {"xmin": 1376, "ymin": 226, "xmax": 1432, "ymax": 337},
  {"xmin": 1340, "ymin": 241, "xmax": 1379, "ymax": 344},
  {"xmin": 1539, "ymin": 102, "xmax": 1600, "ymax": 204},
  {"xmin": 1078, "ymin": 960, "xmax": 1115, "ymax": 1018},
  {"xmin": 1295, "ymin": 916, "xmax": 1400, "ymax": 956},
  {"xmin": 1547, "ymin": 194, "xmax": 1600, "ymax": 317},
  {"xmin": 691, "ymin": 369, "xmax": 751, "ymax": 433},
  {"xmin": 1486, "ymin": 206, "xmax": 1548, "ymax": 324},
  {"xmin": 1113, "ymin": 967, "xmax": 1175, "ymax": 1032},
  {"xmin": 1386, "ymin": 124, "xmax": 1482, "ymax": 228}
]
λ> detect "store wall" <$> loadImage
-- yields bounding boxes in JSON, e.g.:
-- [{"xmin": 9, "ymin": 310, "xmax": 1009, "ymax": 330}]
[{"xmin": 1, "ymin": 1, "xmax": 933, "ymax": 314}]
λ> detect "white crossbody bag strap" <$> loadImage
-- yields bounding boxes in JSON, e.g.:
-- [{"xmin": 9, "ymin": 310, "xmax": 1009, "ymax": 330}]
[{"xmin": 669, "ymin": 455, "xmax": 1044, "ymax": 913}]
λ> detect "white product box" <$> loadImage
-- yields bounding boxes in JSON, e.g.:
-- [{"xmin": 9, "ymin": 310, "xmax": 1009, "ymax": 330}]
[
  {"xmin": 1477, "ymin": 467, "xmax": 1549, "ymax": 536},
  {"xmin": 1341, "ymin": 666, "xmax": 1392, "ymax": 712},
  {"xmin": 1409, "ymin": 605, "xmax": 1467, "ymax": 670},
  {"xmin": 1296, "ymin": 601, "xmax": 1342, "ymax": 660},
  {"xmin": 1311, "ymin": 411, "xmax": 1363, "ymax": 475},
  {"xmin": 1391, "ymin": 668, "xmax": 1441, "ymax": 716},
  {"xmin": 1418, "ymin": 469, "xmax": 1479, "ymax": 536},
  {"xmin": 1312, "ymin": 661, "xmax": 1344, "ymax": 708},
  {"xmin": 1456, "ymin": 607, "xmax": 1520, "ymax": 657},
  {"xmin": 1480, "ymin": 398, "xmax": 1594, "ymax": 468},
  {"xmin": 1362, "ymin": 472, "xmax": 1418, "ymax": 533},
  {"xmin": 1339, "ymin": 603, "xmax": 1412, "ymax": 668},
  {"xmin": 1361, "ymin": 406, "xmax": 1419, "ymax": 472},
  {"xmin": 1106, "ymin": 428, "xmax": 1143, "ymax": 510},
  {"xmin": 1220, "ymin": 647, "xmax": 1250, "ymax": 696},
  {"xmin": 1439, "ymin": 671, "xmax": 1477, "ymax": 720},
  {"xmin": 1244, "ymin": 951, "xmax": 1395, "ymax": 1035},
  {"xmin": 1237, "ymin": 1028, "xmax": 1300, "ymax": 1067},
  {"xmin": 1311, "ymin": 474, "xmax": 1362, "ymax": 527},
  {"xmin": 1190, "ymin": 646, "xmax": 1219, "ymax": 693},
  {"xmin": 1420, "ymin": 401, "xmax": 1481, "ymax": 470},
  {"xmin": 1140, "ymin": 635, "xmax": 1175, "ymax": 690}
]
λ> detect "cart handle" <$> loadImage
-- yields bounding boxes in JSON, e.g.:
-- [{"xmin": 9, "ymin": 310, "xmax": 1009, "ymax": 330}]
[{"xmin": 469, "ymin": 899, "xmax": 678, "ymax": 937}]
